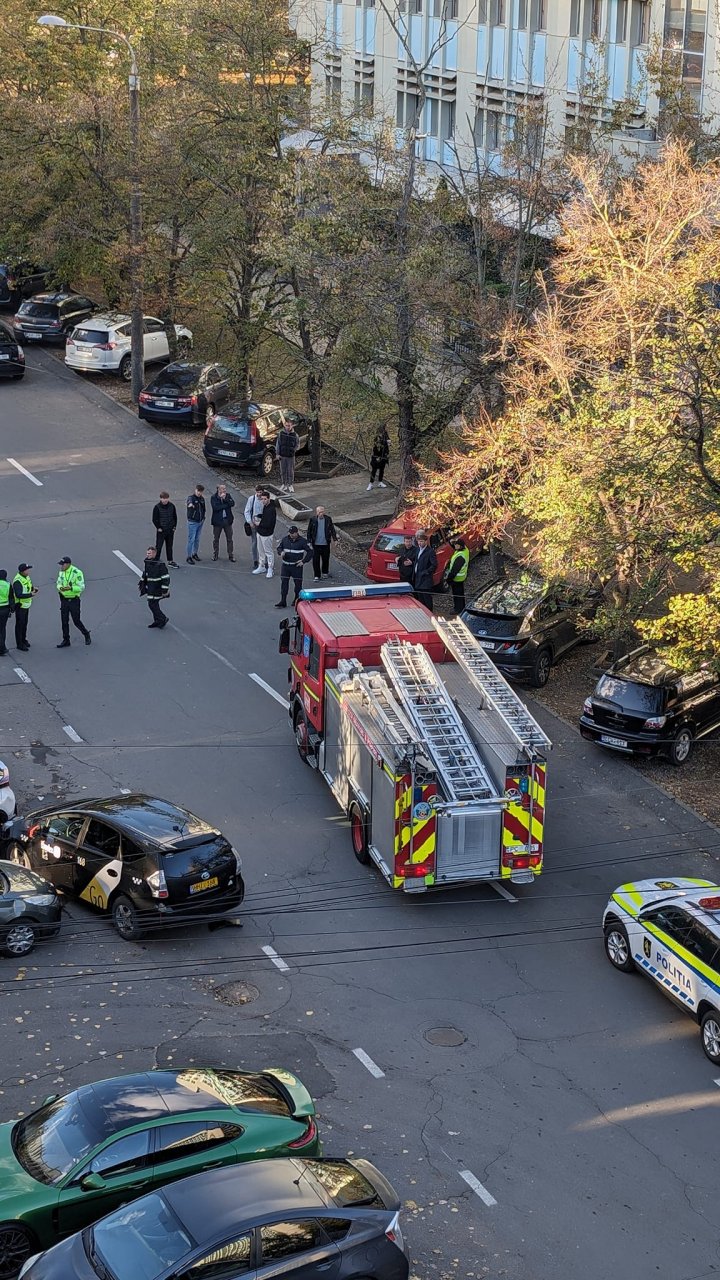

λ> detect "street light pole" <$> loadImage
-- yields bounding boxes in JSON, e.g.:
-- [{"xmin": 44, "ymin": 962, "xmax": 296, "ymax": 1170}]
[{"xmin": 37, "ymin": 15, "xmax": 144, "ymax": 402}]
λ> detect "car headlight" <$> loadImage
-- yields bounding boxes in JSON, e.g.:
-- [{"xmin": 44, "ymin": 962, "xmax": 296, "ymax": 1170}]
[
  {"xmin": 0, "ymin": 768, "xmax": 9, "ymax": 787},
  {"xmin": 231, "ymin": 846, "xmax": 243, "ymax": 873},
  {"xmin": 25, "ymin": 895, "xmax": 57, "ymax": 907}
]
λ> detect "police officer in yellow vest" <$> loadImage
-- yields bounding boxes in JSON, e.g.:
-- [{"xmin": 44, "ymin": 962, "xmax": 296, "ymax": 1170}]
[
  {"xmin": 0, "ymin": 571, "xmax": 11, "ymax": 656},
  {"xmin": 56, "ymin": 557, "xmax": 91, "ymax": 648},
  {"xmin": 446, "ymin": 538, "xmax": 470, "ymax": 615},
  {"xmin": 12, "ymin": 563, "xmax": 37, "ymax": 652}
]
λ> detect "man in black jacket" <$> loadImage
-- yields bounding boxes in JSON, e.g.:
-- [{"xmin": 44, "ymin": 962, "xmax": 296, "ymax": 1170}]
[
  {"xmin": 396, "ymin": 534, "xmax": 417, "ymax": 584},
  {"xmin": 152, "ymin": 492, "xmax": 178, "ymax": 567},
  {"xmin": 276, "ymin": 420, "xmax": 299, "ymax": 493},
  {"xmin": 275, "ymin": 526, "xmax": 312, "ymax": 607},
  {"xmin": 306, "ymin": 506, "xmax": 338, "ymax": 581},
  {"xmin": 186, "ymin": 484, "xmax": 206, "ymax": 564},
  {"xmin": 139, "ymin": 547, "xmax": 170, "ymax": 629},
  {"xmin": 412, "ymin": 530, "xmax": 438, "ymax": 611},
  {"xmin": 211, "ymin": 484, "xmax": 235, "ymax": 561},
  {"xmin": 252, "ymin": 492, "xmax": 277, "ymax": 578}
]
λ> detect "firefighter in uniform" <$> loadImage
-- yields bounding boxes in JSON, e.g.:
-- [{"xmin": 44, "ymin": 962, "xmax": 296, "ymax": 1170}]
[
  {"xmin": 12, "ymin": 563, "xmax": 37, "ymax": 652},
  {"xmin": 0, "ymin": 570, "xmax": 11, "ymax": 656},
  {"xmin": 446, "ymin": 539, "xmax": 470, "ymax": 615},
  {"xmin": 56, "ymin": 557, "xmax": 91, "ymax": 648}
]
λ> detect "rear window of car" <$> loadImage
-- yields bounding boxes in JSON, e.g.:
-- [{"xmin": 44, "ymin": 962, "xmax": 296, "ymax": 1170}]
[
  {"xmin": 209, "ymin": 416, "xmax": 252, "ymax": 440},
  {"xmin": 595, "ymin": 676, "xmax": 665, "ymax": 715},
  {"xmin": 470, "ymin": 577, "xmax": 544, "ymax": 617},
  {"xmin": 375, "ymin": 533, "xmax": 410, "ymax": 553},
  {"xmin": 148, "ymin": 369, "xmax": 199, "ymax": 392},
  {"xmin": 72, "ymin": 327, "xmax": 108, "ymax": 344},
  {"xmin": 18, "ymin": 302, "xmax": 57, "ymax": 318},
  {"xmin": 308, "ymin": 1161, "xmax": 384, "ymax": 1208}
]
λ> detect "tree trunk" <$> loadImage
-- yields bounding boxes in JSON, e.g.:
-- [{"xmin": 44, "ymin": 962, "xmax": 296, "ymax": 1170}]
[{"xmin": 307, "ymin": 365, "xmax": 324, "ymax": 471}]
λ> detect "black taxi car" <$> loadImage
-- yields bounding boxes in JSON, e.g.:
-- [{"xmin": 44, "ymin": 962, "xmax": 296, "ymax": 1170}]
[{"xmin": 3, "ymin": 795, "xmax": 244, "ymax": 940}]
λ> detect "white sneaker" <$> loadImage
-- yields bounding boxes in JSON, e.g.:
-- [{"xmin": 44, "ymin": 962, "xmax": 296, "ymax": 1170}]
[
  {"xmin": 252, "ymin": 566, "xmax": 265, "ymax": 574},
  {"xmin": 378, "ymin": 481, "xmax": 387, "ymax": 488},
  {"xmin": 266, "ymin": 570, "xmax": 273, "ymax": 578},
  {"xmin": 288, "ymin": 486, "xmax": 295, "ymax": 493},
  {"xmin": 366, "ymin": 482, "xmax": 373, "ymax": 491}
]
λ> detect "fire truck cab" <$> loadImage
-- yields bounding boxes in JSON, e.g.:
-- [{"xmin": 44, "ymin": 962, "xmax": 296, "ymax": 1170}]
[{"xmin": 280, "ymin": 584, "xmax": 551, "ymax": 891}]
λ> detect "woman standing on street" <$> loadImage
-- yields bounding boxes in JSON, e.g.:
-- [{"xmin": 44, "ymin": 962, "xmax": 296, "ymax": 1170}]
[{"xmin": 367, "ymin": 427, "xmax": 390, "ymax": 490}]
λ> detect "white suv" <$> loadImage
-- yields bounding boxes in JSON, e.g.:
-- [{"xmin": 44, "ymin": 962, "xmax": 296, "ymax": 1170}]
[{"xmin": 65, "ymin": 313, "xmax": 193, "ymax": 380}]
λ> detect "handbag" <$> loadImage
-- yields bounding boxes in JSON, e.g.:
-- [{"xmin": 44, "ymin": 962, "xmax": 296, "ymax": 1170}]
[{"xmin": 244, "ymin": 521, "xmax": 252, "ymax": 536}]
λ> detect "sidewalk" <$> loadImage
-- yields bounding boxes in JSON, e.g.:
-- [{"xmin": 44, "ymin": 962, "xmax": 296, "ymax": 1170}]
[{"xmin": 267, "ymin": 472, "xmax": 398, "ymax": 532}]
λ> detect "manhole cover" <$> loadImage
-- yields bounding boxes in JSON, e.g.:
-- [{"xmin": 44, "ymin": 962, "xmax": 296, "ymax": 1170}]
[
  {"xmin": 425, "ymin": 1026, "xmax": 466, "ymax": 1047},
  {"xmin": 213, "ymin": 981, "xmax": 260, "ymax": 1007}
]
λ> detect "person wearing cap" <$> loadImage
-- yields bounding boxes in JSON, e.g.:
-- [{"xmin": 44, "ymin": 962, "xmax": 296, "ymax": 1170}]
[
  {"xmin": 12, "ymin": 564, "xmax": 37, "ymax": 652},
  {"xmin": 0, "ymin": 571, "xmax": 11, "ymax": 656},
  {"xmin": 56, "ymin": 557, "xmax": 91, "ymax": 649},
  {"xmin": 275, "ymin": 526, "xmax": 311, "ymax": 609}
]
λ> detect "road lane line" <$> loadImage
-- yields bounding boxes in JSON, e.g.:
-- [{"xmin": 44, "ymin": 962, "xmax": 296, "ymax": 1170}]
[
  {"xmin": 113, "ymin": 549, "xmax": 143, "ymax": 575},
  {"xmin": 14, "ymin": 668, "xmax": 31, "ymax": 684},
  {"xmin": 459, "ymin": 1169, "xmax": 497, "ymax": 1206},
  {"xmin": 714, "ymin": 1078, "xmax": 720, "ymax": 1087},
  {"xmin": 352, "ymin": 1048, "xmax": 385, "ymax": 1078},
  {"xmin": 7, "ymin": 458, "xmax": 43, "ymax": 486},
  {"xmin": 205, "ymin": 645, "xmax": 242, "ymax": 674},
  {"xmin": 249, "ymin": 673, "xmax": 287, "ymax": 707},
  {"xmin": 261, "ymin": 944, "xmax": 290, "ymax": 972},
  {"xmin": 490, "ymin": 882, "xmax": 517, "ymax": 903},
  {"xmin": 63, "ymin": 725, "xmax": 84, "ymax": 744}
]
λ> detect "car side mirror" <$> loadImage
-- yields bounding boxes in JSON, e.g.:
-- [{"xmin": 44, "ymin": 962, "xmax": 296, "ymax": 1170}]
[
  {"xmin": 80, "ymin": 1172, "xmax": 107, "ymax": 1192},
  {"xmin": 279, "ymin": 620, "xmax": 290, "ymax": 654}
]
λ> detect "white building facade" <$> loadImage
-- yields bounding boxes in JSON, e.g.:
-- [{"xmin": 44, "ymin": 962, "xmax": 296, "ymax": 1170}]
[{"xmin": 291, "ymin": 0, "xmax": 719, "ymax": 171}]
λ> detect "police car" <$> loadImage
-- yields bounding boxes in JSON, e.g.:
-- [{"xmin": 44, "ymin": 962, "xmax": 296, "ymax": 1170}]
[{"xmin": 603, "ymin": 877, "xmax": 720, "ymax": 1063}]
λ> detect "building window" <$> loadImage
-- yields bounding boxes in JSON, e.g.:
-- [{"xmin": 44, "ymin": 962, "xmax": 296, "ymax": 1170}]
[
  {"xmin": 441, "ymin": 99, "xmax": 456, "ymax": 139},
  {"xmin": 530, "ymin": 0, "xmax": 546, "ymax": 28},
  {"xmin": 487, "ymin": 109, "xmax": 501, "ymax": 148},
  {"xmin": 477, "ymin": 0, "xmax": 488, "ymax": 19},
  {"xmin": 325, "ymin": 72, "xmax": 342, "ymax": 103},
  {"xmin": 473, "ymin": 108, "xmax": 484, "ymax": 145},
  {"xmin": 433, "ymin": 0, "xmax": 459, "ymax": 14},
  {"xmin": 397, "ymin": 90, "xmax": 420, "ymax": 127},
  {"xmin": 590, "ymin": 0, "xmax": 603, "ymax": 36},
  {"xmin": 518, "ymin": 0, "xmax": 528, "ymax": 27},
  {"xmin": 570, "ymin": 0, "xmax": 580, "ymax": 35},
  {"xmin": 664, "ymin": 0, "xmax": 706, "ymax": 101},
  {"xmin": 490, "ymin": 0, "xmax": 505, "ymax": 23},
  {"xmin": 615, "ymin": 0, "xmax": 628, "ymax": 39},
  {"xmin": 631, "ymin": 0, "xmax": 650, "ymax": 41}
]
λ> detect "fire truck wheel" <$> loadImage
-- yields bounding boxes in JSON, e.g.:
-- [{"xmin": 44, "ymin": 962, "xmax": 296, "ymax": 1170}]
[
  {"xmin": 349, "ymin": 803, "xmax": 370, "ymax": 864},
  {"xmin": 293, "ymin": 707, "xmax": 313, "ymax": 764}
]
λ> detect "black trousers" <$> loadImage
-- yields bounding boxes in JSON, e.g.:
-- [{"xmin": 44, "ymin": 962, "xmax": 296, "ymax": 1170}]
[
  {"xmin": 312, "ymin": 545, "xmax": 331, "ymax": 577},
  {"xmin": 213, "ymin": 524, "xmax": 234, "ymax": 557},
  {"xmin": 414, "ymin": 590, "xmax": 433, "ymax": 612},
  {"xmin": 147, "ymin": 598, "xmax": 168, "ymax": 626},
  {"xmin": 15, "ymin": 608, "xmax": 29, "ymax": 647},
  {"xmin": 370, "ymin": 460, "xmax": 386, "ymax": 483},
  {"xmin": 61, "ymin": 597, "xmax": 90, "ymax": 641},
  {"xmin": 280, "ymin": 566, "xmax": 303, "ymax": 604},
  {"xmin": 450, "ymin": 581, "xmax": 466, "ymax": 614},
  {"xmin": 155, "ymin": 528, "xmax": 175, "ymax": 561},
  {"xmin": 0, "ymin": 606, "xmax": 9, "ymax": 653}
]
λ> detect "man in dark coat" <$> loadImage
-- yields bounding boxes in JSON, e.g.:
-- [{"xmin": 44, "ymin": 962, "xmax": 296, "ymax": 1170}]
[
  {"xmin": 411, "ymin": 530, "xmax": 438, "ymax": 611},
  {"xmin": 211, "ymin": 484, "xmax": 235, "ymax": 561},
  {"xmin": 275, "ymin": 526, "xmax": 312, "ymax": 607},
  {"xmin": 306, "ymin": 506, "xmax": 338, "ymax": 581},
  {"xmin": 152, "ymin": 492, "xmax": 178, "ymax": 567},
  {"xmin": 396, "ymin": 534, "xmax": 418, "ymax": 584},
  {"xmin": 139, "ymin": 547, "xmax": 170, "ymax": 629}
]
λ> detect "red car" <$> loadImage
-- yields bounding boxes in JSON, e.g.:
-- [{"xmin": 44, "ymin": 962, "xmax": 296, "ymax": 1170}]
[{"xmin": 366, "ymin": 515, "xmax": 474, "ymax": 586}]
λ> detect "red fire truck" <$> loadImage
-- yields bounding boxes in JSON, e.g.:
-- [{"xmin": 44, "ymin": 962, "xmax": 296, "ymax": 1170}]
[{"xmin": 279, "ymin": 583, "xmax": 551, "ymax": 891}]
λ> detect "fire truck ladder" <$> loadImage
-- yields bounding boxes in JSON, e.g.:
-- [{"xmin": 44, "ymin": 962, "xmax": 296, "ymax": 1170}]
[
  {"xmin": 381, "ymin": 641, "xmax": 496, "ymax": 803},
  {"xmin": 348, "ymin": 669, "xmax": 421, "ymax": 749},
  {"xmin": 434, "ymin": 617, "xmax": 551, "ymax": 756}
]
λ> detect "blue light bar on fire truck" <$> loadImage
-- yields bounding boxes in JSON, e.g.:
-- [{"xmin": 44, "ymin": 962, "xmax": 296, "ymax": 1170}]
[{"xmin": 297, "ymin": 583, "xmax": 414, "ymax": 602}]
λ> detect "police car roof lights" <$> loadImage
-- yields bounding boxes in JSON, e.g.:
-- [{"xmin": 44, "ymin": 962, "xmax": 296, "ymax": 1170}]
[
  {"xmin": 298, "ymin": 583, "xmax": 413, "ymax": 602},
  {"xmin": 698, "ymin": 896, "xmax": 720, "ymax": 911}
]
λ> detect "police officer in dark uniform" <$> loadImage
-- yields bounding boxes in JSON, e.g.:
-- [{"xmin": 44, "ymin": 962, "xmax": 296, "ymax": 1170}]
[
  {"xmin": 139, "ymin": 547, "xmax": 170, "ymax": 629},
  {"xmin": 0, "ymin": 571, "xmax": 11, "ymax": 655}
]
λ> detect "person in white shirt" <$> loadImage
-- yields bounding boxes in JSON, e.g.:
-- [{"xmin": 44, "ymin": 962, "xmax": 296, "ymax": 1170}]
[{"xmin": 243, "ymin": 483, "xmax": 265, "ymax": 569}]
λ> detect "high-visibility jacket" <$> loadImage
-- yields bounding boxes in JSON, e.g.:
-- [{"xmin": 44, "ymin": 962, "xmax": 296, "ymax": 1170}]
[
  {"xmin": 57, "ymin": 565, "xmax": 85, "ymax": 599},
  {"xmin": 447, "ymin": 547, "xmax": 469, "ymax": 583},
  {"xmin": 12, "ymin": 573, "xmax": 33, "ymax": 610},
  {"xmin": 0, "ymin": 580, "xmax": 10, "ymax": 608}
]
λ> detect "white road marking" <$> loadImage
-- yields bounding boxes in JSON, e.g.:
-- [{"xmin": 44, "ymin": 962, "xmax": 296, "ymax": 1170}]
[
  {"xmin": 205, "ymin": 645, "xmax": 242, "ymax": 674},
  {"xmin": 14, "ymin": 667, "xmax": 31, "ymax": 684},
  {"xmin": 63, "ymin": 724, "xmax": 84, "ymax": 744},
  {"xmin": 120, "ymin": 789, "xmax": 132, "ymax": 795},
  {"xmin": 458, "ymin": 1168, "xmax": 497, "ymax": 1206},
  {"xmin": 249, "ymin": 672, "xmax": 287, "ymax": 707},
  {"xmin": 113, "ymin": 549, "xmax": 143, "ymax": 575},
  {"xmin": 714, "ymin": 1078, "xmax": 720, "ymax": 1088},
  {"xmin": 261, "ymin": 944, "xmax": 290, "ymax": 972},
  {"xmin": 7, "ymin": 458, "xmax": 43, "ymax": 486},
  {"xmin": 490, "ymin": 881, "xmax": 517, "ymax": 903},
  {"xmin": 352, "ymin": 1048, "xmax": 385, "ymax": 1078}
]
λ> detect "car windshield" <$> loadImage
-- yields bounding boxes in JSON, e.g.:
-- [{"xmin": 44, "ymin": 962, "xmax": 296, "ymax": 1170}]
[
  {"xmin": 88, "ymin": 1194, "xmax": 194, "ymax": 1280},
  {"xmin": 209, "ymin": 416, "xmax": 251, "ymax": 440},
  {"xmin": 308, "ymin": 1161, "xmax": 383, "ymax": 1208},
  {"xmin": 13, "ymin": 1098, "xmax": 102, "ymax": 1185},
  {"xmin": 375, "ymin": 533, "xmax": 411, "ymax": 553},
  {"xmin": 4, "ymin": 864, "xmax": 49, "ymax": 893},
  {"xmin": 18, "ymin": 303, "xmax": 56, "ymax": 318},
  {"xmin": 148, "ymin": 369, "xmax": 198, "ymax": 392},
  {"xmin": 595, "ymin": 676, "xmax": 665, "ymax": 714},
  {"xmin": 469, "ymin": 576, "xmax": 545, "ymax": 617},
  {"xmin": 72, "ymin": 327, "xmax": 108, "ymax": 344}
]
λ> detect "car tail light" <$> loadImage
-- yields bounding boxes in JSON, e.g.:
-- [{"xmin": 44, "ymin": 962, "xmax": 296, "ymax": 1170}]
[
  {"xmin": 66, "ymin": 337, "xmax": 75, "ymax": 347},
  {"xmin": 530, "ymin": 853, "xmax": 542, "ymax": 868},
  {"xmin": 138, "ymin": 392, "xmax": 151, "ymax": 403},
  {"xmin": 643, "ymin": 714, "xmax": 667, "ymax": 730},
  {"xmin": 28, "ymin": 823, "xmax": 40, "ymax": 838},
  {"xmin": 17, "ymin": 347, "xmax": 24, "ymax": 360},
  {"xmin": 248, "ymin": 423, "xmax": 257, "ymax": 444},
  {"xmin": 502, "ymin": 850, "xmax": 531, "ymax": 869},
  {"xmin": 190, "ymin": 394, "xmax": 198, "ymax": 406},
  {"xmin": 583, "ymin": 697, "xmax": 593, "ymax": 716},
  {"xmin": 146, "ymin": 869, "xmax": 169, "ymax": 899},
  {"xmin": 497, "ymin": 642, "xmax": 521, "ymax": 653},
  {"xmin": 287, "ymin": 1118, "xmax": 317, "ymax": 1148},
  {"xmin": 96, "ymin": 341, "xmax": 117, "ymax": 350},
  {"xmin": 402, "ymin": 861, "xmax": 432, "ymax": 878}
]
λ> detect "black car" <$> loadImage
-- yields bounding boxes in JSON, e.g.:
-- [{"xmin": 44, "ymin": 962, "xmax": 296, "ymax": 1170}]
[
  {"xmin": 0, "ymin": 262, "xmax": 49, "ymax": 309},
  {"xmin": 580, "ymin": 645, "xmax": 720, "ymax": 766},
  {"xmin": 0, "ymin": 859, "xmax": 61, "ymax": 957},
  {"xmin": 3, "ymin": 795, "xmax": 244, "ymax": 941},
  {"xmin": 138, "ymin": 361, "xmax": 232, "ymax": 426},
  {"xmin": 12, "ymin": 292, "xmax": 96, "ymax": 344},
  {"xmin": 0, "ymin": 321, "xmax": 25, "ymax": 379},
  {"xmin": 461, "ymin": 573, "xmax": 603, "ymax": 687},
  {"xmin": 204, "ymin": 402, "xmax": 309, "ymax": 476},
  {"xmin": 22, "ymin": 1156, "xmax": 408, "ymax": 1280}
]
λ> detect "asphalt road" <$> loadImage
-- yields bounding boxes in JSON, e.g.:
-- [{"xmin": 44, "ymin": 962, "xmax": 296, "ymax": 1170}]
[{"xmin": 1, "ymin": 348, "xmax": 720, "ymax": 1280}]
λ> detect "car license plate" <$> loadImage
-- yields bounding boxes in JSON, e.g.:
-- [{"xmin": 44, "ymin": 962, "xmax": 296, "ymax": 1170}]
[
  {"xmin": 479, "ymin": 640, "xmax": 495, "ymax": 650},
  {"xmin": 600, "ymin": 734, "xmax": 628, "ymax": 748},
  {"xmin": 0, "ymin": 354, "xmax": 8, "ymax": 361},
  {"xmin": 190, "ymin": 876, "xmax": 218, "ymax": 894},
  {"xmin": 217, "ymin": 449, "xmax": 237, "ymax": 457},
  {"xmin": 156, "ymin": 399, "xmax": 173, "ymax": 408},
  {"xmin": 26, "ymin": 331, "xmax": 42, "ymax": 339},
  {"xmin": 385, "ymin": 561, "xmax": 398, "ymax": 571}
]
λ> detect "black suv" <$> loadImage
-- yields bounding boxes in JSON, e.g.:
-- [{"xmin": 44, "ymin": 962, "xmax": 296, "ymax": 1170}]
[
  {"xmin": 580, "ymin": 646, "xmax": 720, "ymax": 766},
  {"xmin": 204, "ymin": 401, "xmax": 309, "ymax": 476},
  {"xmin": 3, "ymin": 794, "xmax": 244, "ymax": 940},
  {"xmin": 12, "ymin": 292, "xmax": 96, "ymax": 344},
  {"xmin": 461, "ymin": 573, "xmax": 603, "ymax": 687},
  {"xmin": 139, "ymin": 361, "xmax": 232, "ymax": 426},
  {"xmin": 0, "ymin": 320, "xmax": 25, "ymax": 379},
  {"xmin": 0, "ymin": 262, "xmax": 50, "ymax": 309}
]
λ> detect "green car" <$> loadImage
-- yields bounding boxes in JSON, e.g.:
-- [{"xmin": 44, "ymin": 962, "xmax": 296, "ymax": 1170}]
[{"xmin": 0, "ymin": 1067, "xmax": 319, "ymax": 1278}]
